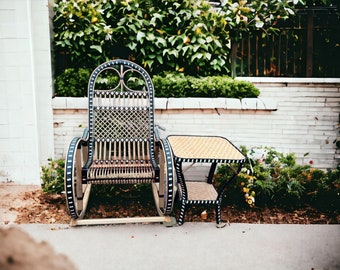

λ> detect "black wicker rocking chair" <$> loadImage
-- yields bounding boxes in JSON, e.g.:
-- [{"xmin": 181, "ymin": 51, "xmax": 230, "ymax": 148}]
[{"xmin": 64, "ymin": 59, "xmax": 175, "ymax": 226}]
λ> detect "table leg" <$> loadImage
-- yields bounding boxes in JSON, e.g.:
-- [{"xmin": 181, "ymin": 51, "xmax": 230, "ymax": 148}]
[
  {"xmin": 215, "ymin": 163, "xmax": 243, "ymax": 227},
  {"xmin": 215, "ymin": 201, "xmax": 221, "ymax": 224},
  {"xmin": 207, "ymin": 162, "xmax": 217, "ymax": 184},
  {"xmin": 174, "ymin": 159, "xmax": 187, "ymax": 225},
  {"xmin": 178, "ymin": 201, "xmax": 186, "ymax": 226}
]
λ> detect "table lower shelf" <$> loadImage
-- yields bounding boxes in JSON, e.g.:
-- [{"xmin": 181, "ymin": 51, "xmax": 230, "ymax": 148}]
[{"xmin": 185, "ymin": 182, "xmax": 218, "ymax": 202}]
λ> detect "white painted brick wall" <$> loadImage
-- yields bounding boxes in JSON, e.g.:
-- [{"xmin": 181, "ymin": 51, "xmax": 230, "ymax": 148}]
[
  {"xmin": 0, "ymin": 0, "xmax": 54, "ymax": 184},
  {"xmin": 53, "ymin": 79, "xmax": 340, "ymax": 172}
]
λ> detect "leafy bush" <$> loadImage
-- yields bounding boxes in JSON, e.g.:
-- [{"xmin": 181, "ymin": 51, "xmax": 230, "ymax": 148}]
[
  {"xmin": 52, "ymin": 0, "xmax": 302, "ymax": 76},
  {"xmin": 41, "ymin": 158, "xmax": 65, "ymax": 194},
  {"xmin": 55, "ymin": 69, "xmax": 260, "ymax": 98},
  {"xmin": 54, "ymin": 68, "xmax": 91, "ymax": 97},
  {"xmin": 152, "ymin": 73, "xmax": 189, "ymax": 98},
  {"xmin": 176, "ymin": 74, "xmax": 259, "ymax": 98},
  {"xmin": 309, "ymin": 168, "xmax": 340, "ymax": 212},
  {"xmin": 214, "ymin": 146, "xmax": 340, "ymax": 212},
  {"xmin": 54, "ymin": 67, "xmax": 124, "ymax": 97},
  {"xmin": 53, "ymin": 0, "xmax": 116, "ymax": 69}
]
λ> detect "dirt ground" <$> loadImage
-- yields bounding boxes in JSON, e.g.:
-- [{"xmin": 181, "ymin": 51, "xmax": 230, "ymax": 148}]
[
  {"xmin": 0, "ymin": 183, "xmax": 77, "ymax": 270},
  {"xmin": 1, "ymin": 182, "xmax": 339, "ymax": 225},
  {"xmin": 0, "ymin": 183, "xmax": 42, "ymax": 225}
]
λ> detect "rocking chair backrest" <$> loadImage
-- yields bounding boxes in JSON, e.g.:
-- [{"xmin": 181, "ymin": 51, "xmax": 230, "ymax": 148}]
[{"xmin": 87, "ymin": 60, "xmax": 156, "ymax": 165}]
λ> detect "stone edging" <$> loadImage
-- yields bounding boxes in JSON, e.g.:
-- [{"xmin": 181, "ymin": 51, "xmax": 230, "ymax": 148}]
[{"xmin": 52, "ymin": 97, "xmax": 277, "ymax": 111}]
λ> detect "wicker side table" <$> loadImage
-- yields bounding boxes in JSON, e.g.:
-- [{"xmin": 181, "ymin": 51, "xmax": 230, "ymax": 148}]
[{"xmin": 167, "ymin": 135, "xmax": 246, "ymax": 227}]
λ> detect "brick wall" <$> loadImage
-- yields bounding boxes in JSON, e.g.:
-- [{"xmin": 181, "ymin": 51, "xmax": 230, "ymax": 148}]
[
  {"xmin": 53, "ymin": 78, "xmax": 340, "ymax": 172},
  {"xmin": 0, "ymin": 0, "xmax": 54, "ymax": 184}
]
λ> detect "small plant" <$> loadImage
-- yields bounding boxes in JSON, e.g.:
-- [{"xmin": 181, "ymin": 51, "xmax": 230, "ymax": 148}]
[
  {"xmin": 41, "ymin": 158, "xmax": 65, "ymax": 194},
  {"xmin": 311, "ymin": 168, "xmax": 340, "ymax": 212}
]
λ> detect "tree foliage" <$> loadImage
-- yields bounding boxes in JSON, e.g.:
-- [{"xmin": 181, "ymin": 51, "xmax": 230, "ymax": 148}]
[{"xmin": 53, "ymin": 0, "xmax": 304, "ymax": 76}]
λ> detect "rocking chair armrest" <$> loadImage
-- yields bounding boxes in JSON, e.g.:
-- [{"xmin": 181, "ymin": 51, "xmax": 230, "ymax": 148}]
[
  {"xmin": 66, "ymin": 135, "xmax": 89, "ymax": 166},
  {"xmin": 81, "ymin": 128, "xmax": 89, "ymax": 142},
  {"xmin": 65, "ymin": 129, "xmax": 91, "ymax": 174},
  {"xmin": 154, "ymin": 124, "xmax": 166, "ymax": 141}
]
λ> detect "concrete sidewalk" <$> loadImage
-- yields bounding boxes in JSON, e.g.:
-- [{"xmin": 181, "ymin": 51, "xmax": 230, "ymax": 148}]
[{"xmin": 3, "ymin": 223, "xmax": 340, "ymax": 270}]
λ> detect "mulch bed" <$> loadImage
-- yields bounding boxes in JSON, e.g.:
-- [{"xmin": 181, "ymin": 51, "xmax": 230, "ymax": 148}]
[{"xmin": 15, "ymin": 189, "xmax": 340, "ymax": 225}]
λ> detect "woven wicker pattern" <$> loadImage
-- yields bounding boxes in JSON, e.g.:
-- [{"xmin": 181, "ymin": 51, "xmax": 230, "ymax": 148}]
[
  {"xmin": 93, "ymin": 107, "xmax": 150, "ymax": 141},
  {"xmin": 186, "ymin": 182, "xmax": 218, "ymax": 201},
  {"xmin": 168, "ymin": 136, "xmax": 244, "ymax": 161}
]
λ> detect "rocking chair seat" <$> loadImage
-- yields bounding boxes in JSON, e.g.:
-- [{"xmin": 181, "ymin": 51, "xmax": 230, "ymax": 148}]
[{"xmin": 86, "ymin": 160, "xmax": 155, "ymax": 184}]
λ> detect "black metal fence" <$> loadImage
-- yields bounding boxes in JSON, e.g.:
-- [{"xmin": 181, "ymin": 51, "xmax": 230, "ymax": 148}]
[{"xmin": 232, "ymin": 7, "xmax": 340, "ymax": 77}]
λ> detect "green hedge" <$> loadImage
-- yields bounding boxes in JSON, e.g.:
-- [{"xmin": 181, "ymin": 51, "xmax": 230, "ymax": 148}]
[
  {"xmin": 153, "ymin": 72, "xmax": 260, "ymax": 98},
  {"xmin": 54, "ymin": 68, "xmax": 260, "ymax": 98},
  {"xmin": 54, "ymin": 68, "xmax": 91, "ymax": 97}
]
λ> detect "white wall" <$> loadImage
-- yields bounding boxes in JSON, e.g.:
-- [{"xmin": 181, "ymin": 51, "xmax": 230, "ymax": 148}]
[
  {"xmin": 52, "ymin": 78, "xmax": 340, "ymax": 171},
  {"xmin": 0, "ymin": 0, "xmax": 54, "ymax": 184}
]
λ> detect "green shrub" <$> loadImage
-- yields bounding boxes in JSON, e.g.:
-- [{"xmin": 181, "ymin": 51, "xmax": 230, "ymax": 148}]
[
  {"xmin": 311, "ymin": 168, "xmax": 340, "ymax": 212},
  {"xmin": 41, "ymin": 158, "xmax": 65, "ymax": 194},
  {"xmin": 55, "ymin": 69, "xmax": 260, "ymax": 98},
  {"xmin": 54, "ymin": 68, "xmax": 91, "ymax": 97},
  {"xmin": 215, "ymin": 146, "xmax": 340, "ymax": 212},
  {"xmin": 54, "ymin": 67, "xmax": 123, "ymax": 97},
  {"xmin": 152, "ymin": 73, "xmax": 189, "ymax": 98},
  {"xmin": 153, "ymin": 73, "xmax": 260, "ymax": 98}
]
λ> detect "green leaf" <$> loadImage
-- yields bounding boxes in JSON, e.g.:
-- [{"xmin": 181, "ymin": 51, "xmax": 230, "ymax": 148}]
[
  {"xmin": 156, "ymin": 55, "xmax": 163, "ymax": 64},
  {"xmin": 156, "ymin": 37, "xmax": 167, "ymax": 48},
  {"xmin": 182, "ymin": 46, "xmax": 190, "ymax": 55},
  {"xmin": 169, "ymin": 35, "xmax": 180, "ymax": 46},
  {"xmin": 90, "ymin": 45, "xmax": 102, "ymax": 53},
  {"xmin": 197, "ymin": 38, "xmax": 206, "ymax": 44},
  {"xmin": 191, "ymin": 53, "xmax": 203, "ymax": 61},
  {"xmin": 193, "ymin": 45, "xmax": 200, "ymax": 53},
  {"xmin": 285, "ymin": 7, "xmax": 295, "ymax": 15},
  {"xmin": 127, "ymin": 42, "xmax": 137, "ymax": 50},
  {"xmin": 214, "ymin": 39, "xmax": 222, "ymax": 48},
  {"xmin": 205, "ymin": 52, "xmax": 212, "ymax": 60},
  {"xmin": 147, "ymin": 33, "xmax": 156, "ymax": 41},
  {"xmin": 255, "ymin": 20, "xmax": 264, "ymax": 28},
  {"xmin": 143, "ymin": 59, "xmax": 154, "ymax": 69},
  {"xmin": 137, "ymin": 31, "xmax": 146, "ymax": 43}
]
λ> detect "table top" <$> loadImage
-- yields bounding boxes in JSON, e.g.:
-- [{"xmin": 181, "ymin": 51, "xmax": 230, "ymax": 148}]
[{"xmin": 167, "ymin": 135, "xmax": 245, "ymax": 162}]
